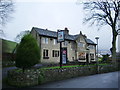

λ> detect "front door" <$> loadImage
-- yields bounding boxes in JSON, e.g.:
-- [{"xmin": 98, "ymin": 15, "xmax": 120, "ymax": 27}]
[{"xmin": 62, "ymin": 48, "xmax": 67, "ymax": 64}]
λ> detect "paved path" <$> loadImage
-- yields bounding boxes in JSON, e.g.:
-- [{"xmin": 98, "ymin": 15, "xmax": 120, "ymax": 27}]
[
  {"xmin": 32, "ymin": 71, "xmax": 120, "ymax": 88},
  {"xmin": 2, "ymin": 67, "xmax": 17, "ymax": 79},
  {"xmin": 2, "ymin": 64, "xmax": 42, "ymax": 79}
]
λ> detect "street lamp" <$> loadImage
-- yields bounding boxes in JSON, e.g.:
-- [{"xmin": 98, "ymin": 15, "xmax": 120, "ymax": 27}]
[{"xmin": 95, "ymin": 37, "xmax": 99, "ymax": 73}]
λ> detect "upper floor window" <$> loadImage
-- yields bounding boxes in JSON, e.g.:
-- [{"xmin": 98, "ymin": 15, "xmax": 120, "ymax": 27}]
[
  {"xmin": 53, "ymin": 39, "xmax": 57, "ymax": 45},
  {"xmin": 64, "ymin": 41, "xmax": 68, "ymax": 46},
  {"xmin": 42, "ymin": 37, "xmax": 48, "ymax": 44},
  {"xmin": 71, "ymin": 42, "xmax": 75, "ymax": 50},
  {"xmin": 78, "ymin": 42, "xmax": 85, "ymax": 48}
]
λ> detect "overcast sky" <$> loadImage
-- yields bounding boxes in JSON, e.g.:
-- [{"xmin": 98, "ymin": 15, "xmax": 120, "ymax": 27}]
[{"xmin": 1, "ymin": 0, "xmax": 119, "ymax": 51}]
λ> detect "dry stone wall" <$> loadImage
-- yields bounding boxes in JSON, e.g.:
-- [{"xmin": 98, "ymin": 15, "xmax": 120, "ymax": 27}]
[{"xmin": 7, "ymin": 64, "xmax": 119, "ymax": 87}]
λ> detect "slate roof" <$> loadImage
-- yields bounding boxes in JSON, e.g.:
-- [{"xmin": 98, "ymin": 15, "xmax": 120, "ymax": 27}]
[
  {"xmin": 33, "ymin": 27, "xmax": 76, "ymax": 41},
  {"xmin": 33, "ymin": 27, "xmax": 96, "ymax": 45},
  {"xmin": 85, "ymin": 38, "xmax": 96, "ymax": 45}
]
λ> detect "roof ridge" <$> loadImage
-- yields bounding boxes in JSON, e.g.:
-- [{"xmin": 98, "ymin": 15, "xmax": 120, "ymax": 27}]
[{"xmin": 33, "ymin": 27, "xmax": 57, "ymax": 33}]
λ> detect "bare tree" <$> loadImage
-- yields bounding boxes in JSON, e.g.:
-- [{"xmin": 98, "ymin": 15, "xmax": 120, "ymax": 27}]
[
  {"xmin": 15, "ymin": 30, "xmax": 30, "ymax": 43},
  {"xmin": 83, "ymin": 0, "xmax": 120, "ymax": 62},
  {"xmin": 0, "ymin": 0, "xmax": 14, "ymax": 33}
]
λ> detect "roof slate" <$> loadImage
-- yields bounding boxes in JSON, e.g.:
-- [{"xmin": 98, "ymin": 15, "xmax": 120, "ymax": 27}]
[
  {"xmin": 85, "ymin": 38, "xmax": 96, "ymax": 45},
  {"xmin": 33, "ymin": 27, "xmax": 96, "ymax": 45}
]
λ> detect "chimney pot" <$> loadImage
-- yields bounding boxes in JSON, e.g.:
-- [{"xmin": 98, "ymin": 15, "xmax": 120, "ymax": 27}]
[{"xmin": 64, "ymin": 27, "xmax": 69, "ymax": 35}]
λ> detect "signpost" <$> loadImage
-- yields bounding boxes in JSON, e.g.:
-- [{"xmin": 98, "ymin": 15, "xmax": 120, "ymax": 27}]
[{"xmin": 57, "ymin": 30, "xmax": 65, "ymax": 68}]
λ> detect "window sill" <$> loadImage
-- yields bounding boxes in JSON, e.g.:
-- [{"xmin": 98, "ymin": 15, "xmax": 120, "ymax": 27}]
[{"xmin": 43, "ymin": 57, "xmax": 49, "ymax": 59}]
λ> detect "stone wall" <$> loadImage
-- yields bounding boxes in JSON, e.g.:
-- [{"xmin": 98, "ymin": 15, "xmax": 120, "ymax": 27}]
[
  {"xmin": 7, "ymin": 69, "xmax": 40, "ymax": 87},
  {"xmin": 7, "ymin": 64, "xmax": 119, "ymax": 87},
  {"xmin": 40, "ymin": 65, "xmax": 118, "ymax": 84}
]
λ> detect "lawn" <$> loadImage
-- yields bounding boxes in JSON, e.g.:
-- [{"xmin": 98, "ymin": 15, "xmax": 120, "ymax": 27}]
[{"xmin": 42, "ymin": 63, "xmax": 111, "ymax": 69}]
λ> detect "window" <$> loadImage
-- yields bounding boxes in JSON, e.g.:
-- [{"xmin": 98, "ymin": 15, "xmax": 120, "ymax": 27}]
[
  {"xmin": 64, "ymin": 41, "xmax": 68, "ymax": 46},
  {"xmin": 78, "ymin": 52, "xmax": 86, "ymax": 60},
  {"xmin": 42, "ymin": 37, "xmax": 48, "ymax": 44},
  {"xmin": 52, "ymin": 50, "xmax": 59, "ymax": 57},
  {"xmin": 90, "ymin": 54, "xmax": 94, "ymax": 60},
  {"xmin": 43, "ymin": 49, "xmax": 49, "ymax": 59},
  {"xmin": 53, "ymin": 39, "xmax": 57, "ymax": 45},
  {"xmin": 71, "ymin": 42, "xmax": 75, "ymax": 50},
  {"xmin": 88, "ymin": 45, "xmax": 94, "ymax": 49},
  {"xmin": 78, "ymin": 42, "xmax": 84, "ymax": 47}
]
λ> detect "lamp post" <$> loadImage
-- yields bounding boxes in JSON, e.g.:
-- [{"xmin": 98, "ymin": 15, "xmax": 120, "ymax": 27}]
[{"xmin": 95, "ymin": 37, "xmax": 99, "ymax": 73}]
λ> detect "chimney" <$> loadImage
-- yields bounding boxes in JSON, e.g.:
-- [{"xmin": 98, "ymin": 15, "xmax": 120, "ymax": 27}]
[
  {"xmin": 83, "ymin": 34, "xmax": 87, "ymax": 38},
  {"xmin": 64, "ymin": 27, "xmax": 69, "ymax": 35}
]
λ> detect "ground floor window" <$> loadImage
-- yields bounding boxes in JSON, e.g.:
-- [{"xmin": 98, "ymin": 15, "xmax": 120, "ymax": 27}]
[
  {"xmin": 78, "ymin": 52, "xmax": 86, "ymax": 60},
  {"xmin": 90, "ymin": 53, "xmax": 94, "ymax": 60},
  {"xmin": 43, "ymin": 49, "xmax": 49, "ymax": 59},
  {"xmin": 52, "ymin": 50, "xmax": 59, "ymax": 57}
]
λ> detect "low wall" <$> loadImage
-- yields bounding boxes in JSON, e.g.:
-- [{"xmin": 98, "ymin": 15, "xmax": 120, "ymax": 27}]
[
  {"xmin": 7, "ymin": 69, "xmax": 40, "ymax": 87},
  {"xmin": 7, "ymin": 64, "xmax": 119, "ymax": 87},
  {"xmin": 40, "ymin": 64, "xmax": 118, "ymax": 84}
]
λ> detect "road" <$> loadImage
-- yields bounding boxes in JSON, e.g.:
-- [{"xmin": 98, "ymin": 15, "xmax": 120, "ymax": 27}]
[
  {"xmin": 2, "ymin": 66, "xmax": 120, "ymax": 88},
  {"xmin": 32, "ymin": 71, "xmax": 120, "ymax": 88}
]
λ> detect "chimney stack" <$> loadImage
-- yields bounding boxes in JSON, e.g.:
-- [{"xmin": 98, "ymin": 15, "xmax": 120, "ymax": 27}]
[{"xmin": 64, "ymin": 27, "xmax": 69, "ymax": 35}]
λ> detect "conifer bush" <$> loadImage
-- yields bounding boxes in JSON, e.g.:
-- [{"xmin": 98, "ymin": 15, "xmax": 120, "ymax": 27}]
[{"xmin": 15, "ymin": 34, "xmax": 40, "ymax": 72}]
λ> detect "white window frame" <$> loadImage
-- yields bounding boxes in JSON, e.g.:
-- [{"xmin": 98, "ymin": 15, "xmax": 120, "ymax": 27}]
[
  {"xmin": 64, "ymin": 41, "xmax": 68, "ymax": 46},
  {"xmin": 53, "ymin": 39, "xmax": 57, "ymax": 45},
  {"xmin": 43, "ymin": 49, "xmax": 49, "ymax": 59},
  {"xmin": 42, "ymin": 37, "xmax": 48, "ymax": 44},
  {"xmin": 52, "ymin": 50, "xmax": 59, "ymax": 57},
  {"xmin": 90, "ymin": 53, "xmax": 95, "ymax": 60},
  {"xmin": 78, "ymin": 42, "xmax": 85, "ymax": 48}
]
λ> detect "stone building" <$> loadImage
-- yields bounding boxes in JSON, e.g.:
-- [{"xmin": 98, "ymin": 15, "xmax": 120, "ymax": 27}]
[{"xmin": 31, "ymin": 27, "xmax": 96, "ymax": 64}]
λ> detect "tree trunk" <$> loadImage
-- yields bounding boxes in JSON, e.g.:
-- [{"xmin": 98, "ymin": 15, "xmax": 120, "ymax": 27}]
[{"xmin": 111, "ymin": 27, "xmax": 117, "ymax": 63}]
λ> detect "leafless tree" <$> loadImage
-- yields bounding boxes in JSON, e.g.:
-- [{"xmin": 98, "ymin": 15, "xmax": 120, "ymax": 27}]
[
  {"xmin": 0, "ymin": 0, "xmax": 14, "ymax": 33},
  {"xmin": 15, "ymin": 30, "xmax": 30, "ymax": 43},
  {"xmin": 83, "ymin": 0, "xmax": 120, "ymax": 61}
]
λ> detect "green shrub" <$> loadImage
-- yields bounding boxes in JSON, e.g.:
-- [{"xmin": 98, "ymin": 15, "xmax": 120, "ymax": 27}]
[
  {"xmin": 102, "ymin": 54, "xmax": 110, "ymax": 63},
  {"xmin": 15, "ymin": 34, "xmax": 40, "ymax": 72}
]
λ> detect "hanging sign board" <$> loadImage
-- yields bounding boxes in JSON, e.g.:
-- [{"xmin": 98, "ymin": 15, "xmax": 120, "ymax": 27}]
[{"xmin": 57, "ymin": 30, "xmax": 65, "ymax": 43}]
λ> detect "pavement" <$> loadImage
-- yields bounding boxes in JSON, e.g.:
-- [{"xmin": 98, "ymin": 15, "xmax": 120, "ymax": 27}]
[
  {"xmin": 32, "ymin": 71, "xmax": 120, "ymax": 88},
  {"xmin": 2, "ymin": 64, "xmax": 42, "ymax": 79},
  {"xmin": 2, "ymin": 66, "xmax": 17, "ymax": 79}
]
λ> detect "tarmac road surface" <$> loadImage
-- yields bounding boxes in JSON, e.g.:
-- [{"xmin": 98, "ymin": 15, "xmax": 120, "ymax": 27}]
[{"xmin": 33, "ymin": 71, "xmax": 120, "ymax": 88}]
